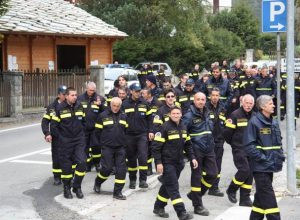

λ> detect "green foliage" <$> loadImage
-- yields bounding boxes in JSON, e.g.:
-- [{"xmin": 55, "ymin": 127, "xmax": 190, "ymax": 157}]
[
  {"xmin": 296, "ymin": 45, "xmax": 300, "ymax": 58},
  {"xmin": 0, "ymin": 0, "xmax": 9, "ymax": 16},
  {"xmin": 254, "ymin": 49, "xmax": 264, "ymax": 61},
  {"xmin": 258, "ymin": 34, "xmax": 277, "ymax": 56},
  {"xmin": 208, "ymin": 0, "xmax": 259, "ymax": 48}
]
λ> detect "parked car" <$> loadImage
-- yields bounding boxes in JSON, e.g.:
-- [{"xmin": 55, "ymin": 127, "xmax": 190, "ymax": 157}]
[
  {"xmin": 135, "ymin": 62, "xmax": 172, "ymax": 76},
  {"xmin": 106, "ymin": 63, "xmax": 131, "ymax": 69},
  {"xmin": 104, "ymin": 68, "xmax": 139, "ymax": 95}
]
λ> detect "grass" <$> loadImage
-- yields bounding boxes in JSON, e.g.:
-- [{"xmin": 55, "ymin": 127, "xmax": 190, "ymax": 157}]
[{"xmin": 297, "ymin": 169, "xmax": 300, "ymax": 188}]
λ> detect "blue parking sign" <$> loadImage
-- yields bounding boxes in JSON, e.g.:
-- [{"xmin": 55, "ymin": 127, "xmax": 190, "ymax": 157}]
[{"xmin": 262, "ymin": 0, "xmax": 287, "ymax": 32}]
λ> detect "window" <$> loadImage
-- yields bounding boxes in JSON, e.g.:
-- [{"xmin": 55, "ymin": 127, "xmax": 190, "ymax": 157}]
[{"xmin": 57, "ymin": 45, "xmax": 86, "ymax": 72}]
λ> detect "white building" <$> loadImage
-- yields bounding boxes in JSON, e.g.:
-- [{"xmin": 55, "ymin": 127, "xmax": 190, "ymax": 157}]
[{"xmin": 205, "ymin": 0, "xmax": 232, "ymax": 13}]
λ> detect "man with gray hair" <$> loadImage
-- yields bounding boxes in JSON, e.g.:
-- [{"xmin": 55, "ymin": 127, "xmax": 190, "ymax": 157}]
[
  {"xmin": 224, "ymin": 94, "xmax": 255, "ymax": 207},
  {"xmin": 93, "ymin": 97, "xmax": 128, "ymax": 200},
  {"xmin": 243, "ymin": 95, "xmax": 284, "ymax": 220},
  {"xmin": 78, "ymin": 81, "xmax": 107, "ymax": 172}
]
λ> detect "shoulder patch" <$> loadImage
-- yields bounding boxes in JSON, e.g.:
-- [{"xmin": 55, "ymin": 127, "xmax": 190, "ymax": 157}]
[
  {"xmin": 155, "ymin": 132, "xmax": 161, "ymax": 138},
  {"xmin": 226, "ymin": 119, "xmax": 232, "ymax": 124},
  {"xmin": 154, "ymin": 115, "xmax": 160, "ymax": 120}
]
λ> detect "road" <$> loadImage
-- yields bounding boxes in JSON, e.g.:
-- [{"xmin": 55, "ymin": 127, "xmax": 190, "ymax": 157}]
[{"xmin": 0, "ymin": 122, "xmax": 299, "ymax": 220}]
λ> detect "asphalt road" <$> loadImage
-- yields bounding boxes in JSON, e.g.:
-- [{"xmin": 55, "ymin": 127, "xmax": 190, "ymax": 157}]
[{"xmin": 0, "ymin": 122, "xmax": 299, "ymax": 220}]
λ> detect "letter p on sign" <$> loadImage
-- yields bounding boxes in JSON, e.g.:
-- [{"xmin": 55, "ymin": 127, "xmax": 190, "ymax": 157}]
[{"xmin": 270, "ymin": 2, "xmax": 285, "ymax": 22}]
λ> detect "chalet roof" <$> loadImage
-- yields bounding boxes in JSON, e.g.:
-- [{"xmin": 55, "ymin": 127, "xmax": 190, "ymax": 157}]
[{"xmin": 0, "ymin": 0, "xmax": 127, "ymax": 38}]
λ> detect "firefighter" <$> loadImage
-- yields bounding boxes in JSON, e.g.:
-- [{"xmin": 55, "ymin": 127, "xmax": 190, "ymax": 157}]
[
  {"xmin": 204, "ymin": 65, "xmax": 233, "ymax": 110},
  {"xmin": 156, "ymin": 64, "xmax": 166, "ymax": 89},
  {"xmin": 224, "ymin": 94, "xmax": 255, "ymax": 207},
  {"xmin": 190, "ymin": 64, "xmax": 201, "ymax": 82},
  {"xmin": 141, "ymin": 88, "xmax": 163, "ymax": 176},
  {"xmin": 77, "ymin": 82, "xmax": 106, "ymax": 172},
  {"xmin": 93, "ymin": 97, "xmax": 128, "ymax": 200},
  {"xmin": 177, "ymin": 78, "xmax": 197, "ymax": 115},
  {"xmin": 158, "ymin": 76, "xmax": 173, "ymax": 103},
  {"xmin": 255, "ymin": 66, "xmax": 276, "ymax": 99},
  {"xmin": 244, "ymin": 95, "xmax": 285, "ymax": 220},
  {"xmin": 122, "ymin": 83, "xmax": 152, "ymax": 189},
  {"xmin": 146, "ymin": 75, "xmax": 162, "ymax": 99},
  {"xmin": 227, "ymin": 68, "xmax": 240, "ymax": 115},
  {"xmin": 175, "ymin": 73, "xmax": 189, "ymax": 95},
  {"xmin": 206, "ymin": 88, "xmax": 226, "ymax": 197},
  {"xmin": 41, "ymin": 85, "xmax": 67, "ymax": 185},
  {"xmin": 195, "ymin": 73, "xmax": 210, "ymax": 93},
  {"xmin": 51, "ymin": 87, "xmax": 86, "ymax": 199},
  {"xmin": 152, "ymin": 106, "xmax": 198, "ymax": 220},
  {"xmin": 182, "ymin": 92, "xmax": 218, "ymax": 216},
  {"xmin": 239, "ymin": 67, "xmax": 257, "ymax": 100}
]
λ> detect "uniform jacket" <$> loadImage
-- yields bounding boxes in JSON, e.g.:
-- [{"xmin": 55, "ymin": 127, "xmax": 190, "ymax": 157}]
[
  {"xmin": 51, "ymin": 100, "xmax": 85, "ymax": 140},
  {"xmin": 41, "ymin": 98, "xmax": 60, "ymax": 137},
  {"xmin": 243, "ymin": 112, "xmax": 285, "ymax": 173},
  {"xmin": 206, "ymin": 101, "xmax": 226, "ymax": 144},
  {"xmin": 77, "ymin": 92, "xmax": 106, "ymax": 132},
  {"xmin": 93, "ymin": 108, "xmax": 128, "ymax": 148},
  {"xmin": 182, "ymin": 105, "xmax": 215, "ymax": 153},
  {"xmin": 122, "ymin": 97, "xmax": 151, "ymax": 135},
  {"xmin": 151, "ymin": 119, "xmax": 195, "ymax": 164},
  {"xmin": 255, "ymin": 75, "xmax": 276, "ymax": 98},
  {"xmin": 238, "ymin": 76, "xmax": 257, "ymax": 98},
  {"xmin": 152, "ymin": 104, "xmax": 173, "ymax": 133},
  {"xmin": 177, "ymin": 89, "xmax": 196, "ymax": 115},
  {"xmin": 204, "ymin": 76, "xmax": 233, "ymax": 109},
  {"xmin": 224, "ymin": 107, "xmax": 254, "ymax": 148}
]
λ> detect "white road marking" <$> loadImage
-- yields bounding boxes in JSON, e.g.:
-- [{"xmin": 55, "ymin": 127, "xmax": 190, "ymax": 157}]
[
  {"xmin": 10, "ymin": 160, "xmax": 52, "ymax": 165},
  {"xmin": 40, "ymin": 151, "xmax": 51, "ymax": 155},
  {"xmin": 0, "ymin": 123, "xmax": 40, "ymax": 134},
  {"xmin": 214, "ymin": 197, "xmax": 282, "ymax": 220},
  {"xmin": 0, "ymin": 148, "xmax": 50, "ymax": 164}
]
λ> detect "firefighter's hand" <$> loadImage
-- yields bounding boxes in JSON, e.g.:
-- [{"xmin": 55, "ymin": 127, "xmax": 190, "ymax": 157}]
[
  {"xmin": 149, "ymin": 133, "xmax": 154, "ymax": 141},
  {"xmin": 157, "ymin": 164, "xmax": 163, "ymax": 174},
  {"xmin": 45, "ymin": 135, "xmax": 52, "ymax": 143},
  {"xmin": 191, "ymin": 159, "xmax": 198, "ymax": 169}
]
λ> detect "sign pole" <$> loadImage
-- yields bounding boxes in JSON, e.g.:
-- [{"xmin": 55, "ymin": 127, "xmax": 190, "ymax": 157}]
[
  {"xmin": 286, "ymin": 0, "xmax": 297, "ymax": 194},
  {"xmin": 276, "ymin": 32, "xmax": 281, "ymax": 121}
]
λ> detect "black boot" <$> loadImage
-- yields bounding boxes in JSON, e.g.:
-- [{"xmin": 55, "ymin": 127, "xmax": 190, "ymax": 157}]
[
  {"xmin": 113, "ymin": 192, "xmax": 126, "ymax": 200},
  {"xmin": 53, "ymin": 176, "xmax": 62, "ymax": 186},
  {"xmin": 129, "ymin": 181, "xmax": 136, "ymax": 189},
  {"xmin": 63, "ymin": 185, "xmax": 73, "ymax": 199},
  {"xmin": 178, "ymin": 211, "xmax": 193, "ymax": 220},
  {"xmin": 153, "ymin": 208, "xmax": 169, "ymax": 218},
  {"xmin": 72, "ymin": 187, "xmax": 84, "ymax": 199},
  {"xmin": 239, "ymin": 197, "xmax": 253, "ymax": 207},
  {"xmin": 139, "ymin": 180, "xmax": 149, "ymax": 188},
  {"xmin": 194, "ymin": 206, "xmax": 209, "ymax": 216},
  {"xmin": 226, "ymin": 189, "xmax": 237, "ymax": 203},
  {"xmin": 208, "ymin": 188, "xmax": 224, "ymax": 197},
  {"xmin": 93, "ymin": 179, "xmax": 101, "ymax": 194}
]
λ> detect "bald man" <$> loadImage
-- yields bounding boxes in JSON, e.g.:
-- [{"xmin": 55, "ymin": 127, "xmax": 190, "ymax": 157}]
[
  {"xmin": 182, "ymin": 92, "xmax": 218, "ymax": 216},
  {"xmin": 224, "ymin": 94, "xmax": 255, "ymax": 207}
]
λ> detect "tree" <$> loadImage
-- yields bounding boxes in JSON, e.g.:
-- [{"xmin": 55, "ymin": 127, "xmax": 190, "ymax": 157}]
[{"xmin": 0, "ymin": 0, "xmax": 9, "ymax": 16}]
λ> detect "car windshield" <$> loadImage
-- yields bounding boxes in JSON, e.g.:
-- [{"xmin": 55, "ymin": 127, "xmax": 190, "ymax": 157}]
[{"xmin": 105, "ymin": 68, "xmax": 138, "ymax": 81}]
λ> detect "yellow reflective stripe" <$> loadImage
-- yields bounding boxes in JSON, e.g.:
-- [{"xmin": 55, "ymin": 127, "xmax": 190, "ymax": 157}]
[
  {"xmin": 98, "ymin": 173, "xmax": 109, "ymax": 180},
  {"xmin": 164, "ymin": 117, "xmax": 170, "ymax": 121},
  {"xmin": 119, "ymin": 120, "xmax": 128, "ymax": 127},
  {"xmin": 138, "ymin": 166, "xmax": 148, "ymax": 170},
  {"xmin": 52, "ymin": 169, "xmax": 62, "ymax": 173},
  {"xmin": 202, "ymin": 171, "xmax": 207, "ymax": 176},
  {"xmin": 128, "ymin": 167, "xmax": 138, "ymax": 171},
  {"xmin": 115, "ymin": 179, "xmax": 126, "ymax": 184},
  {"xmin": 95, "ymin": 123, "xmax": 103, "ymax": 129},
  {"xmin": 153, "ymin": 119, "xmax": 163, "ymax": 124},
  {"xmin": 186, "ymin": 136, "xmax": 191, "ymax": 141},
  {"xmin": 61, "ymin": 113, "xmax": 72, "ymax": 118},
  {"xmin": 201, "ymin": 178, "xmax": 212, "ymax": 188},
  {"xmin": 72, "ymin": 164, "xmax": 77, "ymax": 169},
  {"xmin": 217, "ymin": 174, "xmax": 221, "ymax": 178},
  {"xmin": 157, "ymin": 194, "xmax": 168, "ymax": 203},
  {"xmin": 52, "ymin": 115, "xmax": 61, "ymax": 122},
  {"xmin": 256, "ymin": 146, "xmax": 281, "ymax": 150},
  {"xmin": 146, "ymin": 110, "xmax": 152, "ymax": 115},
  {"xmin": 233, "ymin": 177, "xmax": 244, "ymax": 185},
  {"xmin": 147, "ymin": 158, "xmax": 153, "ymax": 163},
  {"xmin": 158, "ymin": 97, "xmax": 165, "ymax": 101},
  {"xmin": 154, "ymin": 136, "xmax": 166, "ymax": 143},
  {"xmin": 210, "ymin": 114, "xmax": 215, "ymax": 119},
  {"xmin": 87, "ymin": 157, "xmax": 92, "ymax": 162},
  {"xmin": 182, "ymin": 134, "xmax": 187, "ymax": 138},
  {"xmin": 295, "ymin": 86, "xmax": 300, "ymax": 90},
  {"xmin": 91, "ymin": 104, "xmax": 99, "ymax": 109},
  {"xmin": 75, "ymin": 170, "xmax": 86, "ymax": 176},
  {"xmin": 82, "ymin": 104, "xmax": 87, "ymax": 108},
  {"xmin": 191, "ymin": 187, "xmax": 201, "ymax": 192},
  {"xmin": 256, "ymin": 88, "xmax": 272, "ymax": 91},
  {"xmin": 241, "ymin": 184, "xmax": 252, "ymax": 189},
  {"xmin": 226, "ymin": 122, "xmax": 236, "ymax": 129},
  {"xmin": 190, "ymin": 131, "xmax": 212, "ymax": 136},
  {"xmin": 125, "ymin": 108, "xmax": 135, "ymax": 113},
  {"xmin": 237, "ymin": 122, "xmax": 248, "ymax": 127},
  {"xmin": 61, "ymin": 174, "xmax": 73, "ymax": 179},
  {"xmin": 219, "ymin": 115, "xmax": 226, "ymax": 121},
  {"xmin": 179, "ymin": 97, "xmax": 188, "ymax": 102},
  {"xmin": 172, "ymin": 198, "xmax": 183, "ymax": 205},
  {"xmin": 220, "ymin": 97, "xmax": 227, "ymax": 100},
  {"xmin": 168, "ymin": 134, "xmax": 180, "ymax": 140},
  {"xmin": 43, "ymin": 114, "xmax": 51, "ymax": 120},
  {"xmin": 103, "ymin": 121, "xmax": 114, "ymax": 126},
  {"xmin": 252, "ymin": 206, "xmax": 280, "ymax": 215},
  {"xmin": 75, "ymin": 111, "xmax": 84, "ymax": 116},
  {"xmin": 92, "ymin": 154, "xmax": 101, "ymax": 158},
  {"xmin": 138, "ymin": 108, "xmax": 147, "ymax": 112}
]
